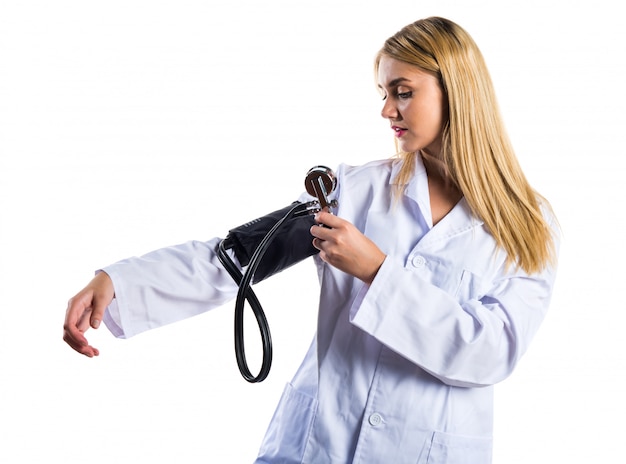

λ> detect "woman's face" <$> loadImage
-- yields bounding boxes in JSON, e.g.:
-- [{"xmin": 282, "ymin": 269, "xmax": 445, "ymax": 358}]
[{"xmin": 377, "ymin": 56, "xmax": 448, "ymax": 157}]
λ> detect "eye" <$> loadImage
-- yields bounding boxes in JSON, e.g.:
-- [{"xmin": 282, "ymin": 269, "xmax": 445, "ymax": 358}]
[{"xmin": 397, "ymin": 91, "xmax": 412, "ymax": 99}]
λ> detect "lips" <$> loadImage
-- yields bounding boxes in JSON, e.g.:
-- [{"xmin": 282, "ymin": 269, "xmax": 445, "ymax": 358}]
[{"xmin": 392, "ymin": 126, "xmax": 407, "ymax": 137}]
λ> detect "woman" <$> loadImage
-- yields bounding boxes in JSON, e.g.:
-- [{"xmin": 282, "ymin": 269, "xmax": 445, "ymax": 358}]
[{"xmin": 64, "ymin": 17, "xmax": 559, "ymax": 463}]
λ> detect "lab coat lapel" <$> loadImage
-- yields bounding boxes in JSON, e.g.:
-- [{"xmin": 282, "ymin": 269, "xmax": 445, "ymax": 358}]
[
  {"xmin": 417, "ymin": 197, "xmax": 483, "ymax": 250},
  {"xmin": 389, "ymin": 154, "xmax": 483, "ymax": 250}
]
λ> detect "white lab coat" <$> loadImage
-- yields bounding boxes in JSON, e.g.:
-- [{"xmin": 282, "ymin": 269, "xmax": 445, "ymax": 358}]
[{"xmin": 102, "ymin": 154, "xmax": 559, "ymax": 464}]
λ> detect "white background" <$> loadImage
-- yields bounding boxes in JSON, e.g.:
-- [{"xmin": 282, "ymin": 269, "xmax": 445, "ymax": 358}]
[{"xmin": 1, "ymin": 0, "xmax": 624, "ymax": 462}]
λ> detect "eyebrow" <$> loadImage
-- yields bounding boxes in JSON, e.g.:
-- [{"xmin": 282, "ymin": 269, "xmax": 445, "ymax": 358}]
[{"xmin": 378, "ymin": 77, "xmax": 411, "ymax": 89}]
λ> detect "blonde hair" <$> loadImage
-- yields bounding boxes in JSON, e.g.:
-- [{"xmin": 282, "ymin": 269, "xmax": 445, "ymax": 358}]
[{"xmin": 375, "ymin": 17, "xmax": 556, "ymax": 274}]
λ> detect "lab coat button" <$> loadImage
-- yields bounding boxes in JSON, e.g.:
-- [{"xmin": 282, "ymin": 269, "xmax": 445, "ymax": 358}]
[
  {"xmin": 411, "ymin": 255, "xmax": 426, "ymax": 268},
  {"xmin": 368, "ymin": 413, "xmax": 383, "ymax": 426}
]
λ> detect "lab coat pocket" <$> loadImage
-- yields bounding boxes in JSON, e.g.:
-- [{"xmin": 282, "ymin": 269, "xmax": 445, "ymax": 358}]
[
  {"xmin": 425, "ymin": 431, "xmax": 492, "ymax": 464},
  {"xmin": 255, "ymin": 382, "xmax": 318, "ymax": 463},
  {"xmin": 454, "ymin": 269, "xmax": 486, "ymax": 304}
]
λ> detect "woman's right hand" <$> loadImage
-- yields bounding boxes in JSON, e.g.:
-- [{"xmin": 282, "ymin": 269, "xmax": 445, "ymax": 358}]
[{"xmin": 63, "ymin": 271, "xmax": 115, "ymax": 357}]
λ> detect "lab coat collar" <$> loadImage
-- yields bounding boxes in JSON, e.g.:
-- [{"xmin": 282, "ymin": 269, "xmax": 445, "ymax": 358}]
[
  {"xmin": 389, "ymin": 152, "xmax": 427, "ymax": 204},
  {"xmin": 419, "ymin": 197, "xmax": 483, "ymax": 249},
  {"xmin": 390, "ymin": 152, "xmax": 484, "ymax": 249}
]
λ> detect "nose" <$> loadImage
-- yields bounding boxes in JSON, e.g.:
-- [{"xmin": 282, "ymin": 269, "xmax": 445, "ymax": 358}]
[{"xmin": 381, "ymin": 98, "xmax": 398, "ymax": 120}]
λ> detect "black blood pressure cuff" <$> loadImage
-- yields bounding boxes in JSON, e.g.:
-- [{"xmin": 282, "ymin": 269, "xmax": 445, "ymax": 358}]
[{"xmin": 220, "ymin": 202, "xmax": 319, "ymax": 284}]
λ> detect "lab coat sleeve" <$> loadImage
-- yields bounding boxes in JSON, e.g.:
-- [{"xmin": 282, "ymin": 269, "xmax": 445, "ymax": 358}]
[
  {"xmin": 349, "ymin": 256, "xmax": 558, "ymax": 388},
  {"xmin": 101, "ymin": 237, "xmax": 239, "ymax": 339}
]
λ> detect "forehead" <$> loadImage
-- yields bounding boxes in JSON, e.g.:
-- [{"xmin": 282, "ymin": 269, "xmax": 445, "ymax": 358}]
[{"xmin": 377, "ymin": 56, "xmax": 437, "ymax": 87}]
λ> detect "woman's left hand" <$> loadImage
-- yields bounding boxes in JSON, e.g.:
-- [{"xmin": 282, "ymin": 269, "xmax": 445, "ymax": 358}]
[{"xmin": 310, "ymin": 211, "xmax": 386, "ymax": 284}]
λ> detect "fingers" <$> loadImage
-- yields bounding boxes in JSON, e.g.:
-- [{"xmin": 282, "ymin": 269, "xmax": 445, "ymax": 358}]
[
  {"xmin": 63, "ymin": 330, "xmax": 99, "ymax": 357},
  {"xmin": 87, "ymin": 272, "xmax": 114, "ymax": 324},
  {"xmin": 63, "ymin": 295, "xmax": 99, "ymax": 357},
  {"xmin": 89, "ymin": 272, "xmax": 114, "ymax": 327},
  {"xmin": 309, "ymin": 213, "xmax": 386, "ymax": 284},
  {"xmin": 310, "ymin": 211, "xmax": 350, "ymax": 249},
  {"xmin": 310, "ymin": 212, "xmax": 341, "ymax": 245},
  {"xmin": 62, "ymin": 272, "xmax": 114, "ymax": 357},
  {"xmin": 313, "ymin": 210, "xmax": 342, "ymax": 229}
]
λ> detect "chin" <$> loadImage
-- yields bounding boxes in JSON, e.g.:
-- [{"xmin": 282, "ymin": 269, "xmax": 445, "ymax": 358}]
[{"xmin": 398, "ymin": 142, "xmax": 419, "ymax": 153}]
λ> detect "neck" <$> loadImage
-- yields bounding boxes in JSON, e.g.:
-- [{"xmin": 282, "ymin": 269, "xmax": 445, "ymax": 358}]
[{"xmin": 420, "ymin": 150, "xmax": 454, "ymax": 186}]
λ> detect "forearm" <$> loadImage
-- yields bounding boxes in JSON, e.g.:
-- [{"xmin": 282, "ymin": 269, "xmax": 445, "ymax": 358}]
[
  {"xmin": 102, "ymin": 237, "xmax": 239, "ymax": 339},
  {"xmin": 350, "ymin": 257, "xmax": 556, "ymax": 387}
]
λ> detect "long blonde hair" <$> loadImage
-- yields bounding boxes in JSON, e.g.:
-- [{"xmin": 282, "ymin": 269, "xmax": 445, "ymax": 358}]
[{"xmin": 376, "ymin": 17, "xmax": 556, "ymax": 274}]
